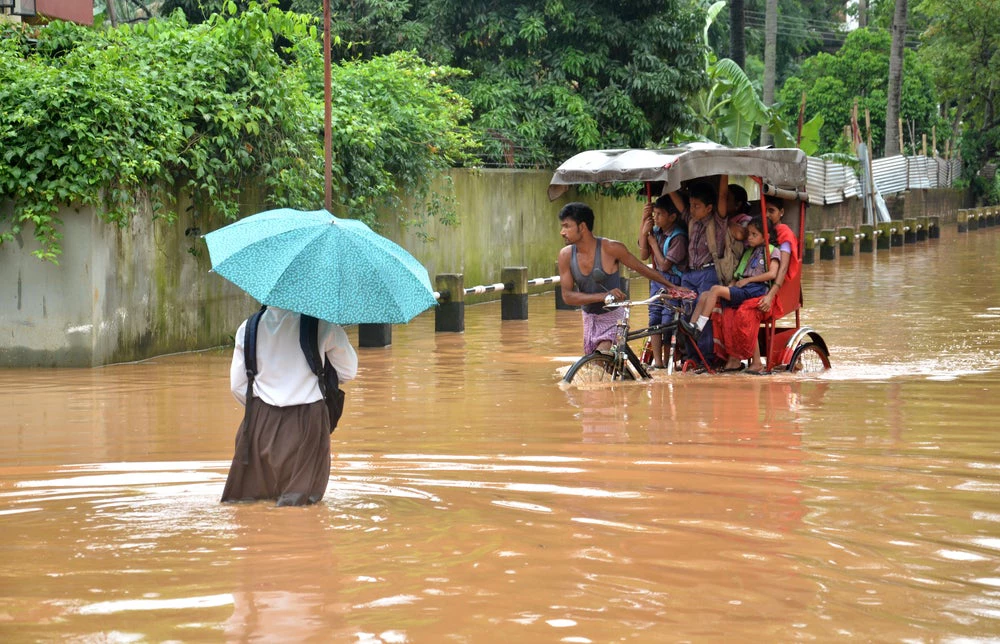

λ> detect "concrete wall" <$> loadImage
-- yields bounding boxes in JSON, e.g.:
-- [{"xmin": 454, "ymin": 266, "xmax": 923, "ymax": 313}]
[
  {"xmin": 0, "ymin": 171, "xmax": 968, "ymax": 367},
  {"xmin": 0, "ymin": 199, "xmax": 255, "ymax": 367}
]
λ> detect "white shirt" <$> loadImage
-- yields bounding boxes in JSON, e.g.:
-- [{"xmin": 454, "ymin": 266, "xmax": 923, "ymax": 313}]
[{"xmin": 230, "ymin": 307, "xmax": 358, "ymax": 407}]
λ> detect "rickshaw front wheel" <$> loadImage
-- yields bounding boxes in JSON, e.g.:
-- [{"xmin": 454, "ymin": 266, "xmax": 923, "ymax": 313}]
[{"xmin": 786, "ymin": 342, "xmax": 831, "ymax": 373}]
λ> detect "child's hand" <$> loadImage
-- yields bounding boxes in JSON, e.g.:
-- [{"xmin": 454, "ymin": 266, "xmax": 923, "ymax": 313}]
[
  {"xmin": 642, "ymin": 204, "xmax": 653, "ymax": 220},
  {"xmin": 735, "ymin": 278, "xmax": 748, "ymax": 288}
]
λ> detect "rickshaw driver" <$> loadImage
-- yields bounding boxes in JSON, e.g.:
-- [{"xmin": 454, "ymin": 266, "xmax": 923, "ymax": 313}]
[{"xmin": 557, "ymin": 202, "xmax": 669, "ymax": 354}]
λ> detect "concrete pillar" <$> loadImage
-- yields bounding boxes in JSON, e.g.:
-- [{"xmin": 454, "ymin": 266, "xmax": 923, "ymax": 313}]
[
  {"xmin": 968, "ymin": 210, "xmax": 979, "ymax": 232},
  {"xmin": 435, "ymin": 273, "xmax": 464, "ymax": 333},
  {"xmin": 859, "ymin": 224, "xmax": 874, "ymax": 253},
  {"xmin": 501, "ymin": 266, "xmax": 528, "ymax": 320},
  {"xmin": 877, "ymin": 222, "xmax": 892, "ymax": 249},
  {"xmin": 819, "ymin": 229, "xmax": 836, "ymax": 261},
  {"xmin": 916, "ymin": 217, "xmax": 929, "ymax": 242},
  {"xmin": 838, "ymin": 227, "xmax": 855, "ymax": 257},
  {"xmin": 957, "ymin": 210, "xmax": 969, "ymax": 233},
  {"xmin": 359, "ymin": 323, "xmax": 391, "ymax": 347},
  {"xmin": 803, "ymin": 231, "xmax": 815, "ymax": 265},
  {"xmin": 903, "ymin": 218, "xmax": 917, "ymax": 244},
  {"xmin": 890, "ymin": 221, "xmax": 904, "ymax": 247},
  {"xmin": 929, "ymin": 216, "xmax": 941, "ymax": 239}
]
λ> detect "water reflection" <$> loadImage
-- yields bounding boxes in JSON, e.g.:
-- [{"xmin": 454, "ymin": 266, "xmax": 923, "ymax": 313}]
[{"xmin": 1, "ymin": 228, "xmax": 999, "ymax": 640}]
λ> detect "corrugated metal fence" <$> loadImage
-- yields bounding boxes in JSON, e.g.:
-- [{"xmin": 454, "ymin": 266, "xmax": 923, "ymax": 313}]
[{"xmin": 805, "ymin": 155, "xmax": 962, "ymax": 205}]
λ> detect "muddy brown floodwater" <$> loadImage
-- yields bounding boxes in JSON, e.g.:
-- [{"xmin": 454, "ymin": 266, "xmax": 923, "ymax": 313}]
[{"xmin": 2, "ymin": 227, "xmax": 1000, "ymax": 642}]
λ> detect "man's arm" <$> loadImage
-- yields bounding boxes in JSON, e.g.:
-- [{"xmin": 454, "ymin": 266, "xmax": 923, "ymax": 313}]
[
  {"xmin": 718, "ymin": 175, "xmax": 729, "ymax": 218},
  {"xmin": 558, "ymin": 247, "xmax": 619, "ymax": 306},
  {"xmin": 606, "ymin": 239, "xmax": 667, "ymax": 285}
]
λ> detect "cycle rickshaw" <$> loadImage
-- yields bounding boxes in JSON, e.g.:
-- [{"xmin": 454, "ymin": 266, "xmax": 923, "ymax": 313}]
[{"xmin": 550, "ymin": 143, "xmax": 831, "ymax": 384}]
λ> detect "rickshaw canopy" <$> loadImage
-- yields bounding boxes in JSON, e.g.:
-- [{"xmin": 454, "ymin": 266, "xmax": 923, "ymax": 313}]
[{"xmin": 547, "ymin": 143, "xmax": 808, "ymax": 201}]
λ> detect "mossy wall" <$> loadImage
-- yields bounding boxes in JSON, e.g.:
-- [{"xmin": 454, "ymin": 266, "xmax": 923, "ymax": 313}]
[{"xmin": 0, "ymin": 171, "xmax": 968, "ymax": 367}]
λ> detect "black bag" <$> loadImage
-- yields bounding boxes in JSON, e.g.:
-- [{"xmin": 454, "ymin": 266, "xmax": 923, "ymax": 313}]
[{"xmin": 299, "ymin": 314, "xmax": 346, "ymax": 433}]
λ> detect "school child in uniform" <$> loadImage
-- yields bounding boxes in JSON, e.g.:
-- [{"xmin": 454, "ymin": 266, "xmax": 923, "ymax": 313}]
[
  {"xmin": 638, "ymin": 195, "xmax": 688, "ymax": 368},
  {"xmin": 683, "ymin": 216, "xmax": 780, "ymax": 368}
]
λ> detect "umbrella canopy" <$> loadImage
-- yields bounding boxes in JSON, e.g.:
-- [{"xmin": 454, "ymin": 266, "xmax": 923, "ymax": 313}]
[
  {"xmin": 204, "ymin": 208, "xmax": 436, "ymax": 325},
  {"xmin": 547, "ymin": 143, "xmax": 808, "ymax": 200}
]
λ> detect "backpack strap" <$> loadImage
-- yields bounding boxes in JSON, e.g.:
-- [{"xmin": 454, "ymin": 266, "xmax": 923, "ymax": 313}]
[
  {"xmin": 239, "ymin": 304, "xmax": 267, "ymax": 465},
  {"xmin": 299, "ymin": 315, "xmax": 344, "ymax": 432},
  {"xmin": 662, "ymin": 227, "xmax": 687, "ymax": 278},
  {"xmin": 298, "ymin": 314, "xmax": 328, "ymax": 397}
]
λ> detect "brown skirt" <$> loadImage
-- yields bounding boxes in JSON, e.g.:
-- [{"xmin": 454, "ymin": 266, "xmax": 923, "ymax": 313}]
[{"xmin": 221, "ymin": 398, "xmax": 331, "ymax": 506}]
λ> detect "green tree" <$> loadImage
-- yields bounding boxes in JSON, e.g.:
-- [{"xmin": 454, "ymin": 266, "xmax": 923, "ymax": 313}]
[
  {"xmin": 404, "ymin": 0, "xmax": 708, "ymax": 166},
  {"xmin": 775, "ymin": 27, "xmax": 941, "ymax": 154},
  {"xmin": 0, "ymin": 5, "xmax": 476, "ymax": 261},
  {"xmin": 917, "ymin": 0, "xmax": 1000, "ymax": 199}
]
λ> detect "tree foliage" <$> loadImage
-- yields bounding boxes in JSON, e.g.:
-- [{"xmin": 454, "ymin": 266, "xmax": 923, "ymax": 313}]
[
  {"xmin": 0, "ymin": 4, "xmax": 475, "ymax": 261},
  {"xmin": 775, "ymin": 28, "xmax": 942, "ymax": 155},
  {"xmin": 916, "ymin": 0, "xmax": 1000, "ymax": 200}
]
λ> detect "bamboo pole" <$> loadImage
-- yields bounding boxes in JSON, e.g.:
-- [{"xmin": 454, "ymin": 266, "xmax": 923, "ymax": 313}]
[
  {"xmin": 898, "ymin": 117, "xmax": 904, "ymax": 155},
  {"xmin": 922, "ymin": 134, "xmax": 927, "ymax": 157},
  {"xmin": 932, "ymin": 126, "xmax": 937, "ymax": 157}
]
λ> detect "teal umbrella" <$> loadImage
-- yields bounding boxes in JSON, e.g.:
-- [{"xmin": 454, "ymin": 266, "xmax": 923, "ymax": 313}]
[{"xmin": 204, "ymin": 208, "xmax": 436, "ymax": 325}]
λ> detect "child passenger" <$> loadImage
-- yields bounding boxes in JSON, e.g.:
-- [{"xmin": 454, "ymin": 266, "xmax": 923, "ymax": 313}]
[
  {"xmin": 684, "ymin": 216, "xmax": 780, "ymax": 349},
  {"xmin": 638, "ymin": 195, "xmax": 688, "ymax": 368}
]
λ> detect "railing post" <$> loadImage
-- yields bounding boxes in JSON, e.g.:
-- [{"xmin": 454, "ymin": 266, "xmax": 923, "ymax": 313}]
[
  {"xmin": 929, "ymin": 216, "xmax": 941, "ymax": 239},
  {"xmin": 890, "ymin": 221, "xmax": 904, "ymax": 247},
  {"xmin": 838, "ymin": 227, "xmax": 855, "ymax": 257},
  {"xmin": 803, "ymin": 231, "xmax": 815, "ymax": 265},
  {"xmin": 903, "ymin": 218, "xmax": 917, "ymax": 244},
  {"xmin": 916, "ymin": 217, "xmax": 929, "ymax": 242},
  {"xmin": 435, "ymin": 273, "xmax": 464, "ymax": 333},
  {"xmin": 819, "ymin": 229, "xmax": 836, "ymax": 261},
  {"xmin": 554, "ymin": 262, "xmax": 578, "ymax": 310},
  {"xmin": 859, "ymin": 224, "xmax": 874, "ymax": 253},
  {"xmin": 501, "ymin": 266, "xmax": 528, "ymax": 320},
  {"xmin": 957, "ymin": 209, "xmax": 969, "ymax": 233},
  {"xmin": 359, "ymin": 323, "xmax": 392, "ymax": 348},
  {"xmin": 877, "ymin": 222, "xmax": 892, "ymax": 249}
]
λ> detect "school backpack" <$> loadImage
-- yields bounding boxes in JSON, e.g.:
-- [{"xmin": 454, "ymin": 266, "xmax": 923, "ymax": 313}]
[{"xmin": 243, "ymin": 306, "xmax": 345, "ymax": 434}]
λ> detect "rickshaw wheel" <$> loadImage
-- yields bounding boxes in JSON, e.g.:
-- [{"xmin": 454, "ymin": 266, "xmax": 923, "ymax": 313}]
[{"xmin": 786, "ymin": 342, "xmax": 831, "ymax": 373}]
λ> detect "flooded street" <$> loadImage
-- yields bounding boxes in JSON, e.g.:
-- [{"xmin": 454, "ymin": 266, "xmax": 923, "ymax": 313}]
[{"xmin": 2, "ymin": 226, "xmax": 1000, "ymax": 642}]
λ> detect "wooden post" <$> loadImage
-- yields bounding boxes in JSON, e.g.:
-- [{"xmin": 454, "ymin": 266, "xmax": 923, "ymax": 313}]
[
  {"xmin": 922, "ymin": 134, "xmax": 927, "ymax": 157},
  {"xmin": 501, "ymin": 267, "xmax": 528, "ymax": 321},
  {"xmin": 435, "ymin": 273, "xmax": 465, "ymax": 332},
  {"xmin": 932, "ymin": 126, "xmax": 937, "ymax": 157},
  {"xmin": 898, "ymin": 117, "xmax": 904, "ymax": 155}
]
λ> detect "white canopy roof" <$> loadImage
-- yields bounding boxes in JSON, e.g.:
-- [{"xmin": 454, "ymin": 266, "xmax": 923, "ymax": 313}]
[{"xmin": 547, "ymin": 143, "xmax": 808, "ymax": 201}]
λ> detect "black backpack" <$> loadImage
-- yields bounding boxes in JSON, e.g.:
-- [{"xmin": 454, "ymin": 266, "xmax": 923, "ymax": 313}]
[{"xmin": 243, "ymin": 306, "xmax": 346, "ymax": 434}]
